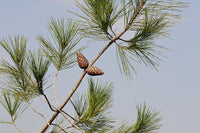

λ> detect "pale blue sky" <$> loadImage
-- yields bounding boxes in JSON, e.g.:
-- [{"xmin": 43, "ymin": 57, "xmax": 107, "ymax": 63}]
[{"xmin": 0, "ymin": 0, "xmax": 199, "ymax": 133}]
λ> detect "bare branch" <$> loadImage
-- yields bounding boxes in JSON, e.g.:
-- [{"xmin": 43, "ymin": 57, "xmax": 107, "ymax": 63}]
[
  {"xmin": 11, "ymin": 117, "xmax": 24, "ymax": 133},
  {"xmin": 53, "ymin": 69, "xmax": 59, "ymax": 107},
  {"xmin": 42, "ymin": 94, "xmax": 56, "ymax": 112},
  {"xmin": 25, "ymin": 98, "xmax": 49, "ymax": 125},
  {"xmin": 37, "ymin": 93, "xmax": 78, "ymax": 122}
]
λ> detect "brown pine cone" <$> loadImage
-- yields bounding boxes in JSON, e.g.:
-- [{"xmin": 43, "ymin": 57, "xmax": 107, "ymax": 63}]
[
  {"xmin": 86, "ymin": 66, "xmax": 104, "ymax": 76},
  {"xmin": 76, "ymin": 51, "xmax": 89, "ymax": 69}
]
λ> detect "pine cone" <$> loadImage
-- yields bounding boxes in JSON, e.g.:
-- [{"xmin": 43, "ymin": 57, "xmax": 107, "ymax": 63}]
[
  {"xmin": 86, "ymin": 66, "xmax": 104, "ymax": 76},
  {"xmin": 76, "ymin": 51, "xmax": 89, "ymax": 69}
]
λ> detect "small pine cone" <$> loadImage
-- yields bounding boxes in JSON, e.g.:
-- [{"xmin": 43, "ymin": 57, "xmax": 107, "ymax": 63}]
[
  {"xmin": 76, "ymin": 51, "xmax": 89, "ymax": 69},
  {"xmin": 86, "ymin": 66, "xmax": 104, "ymax": 76}
]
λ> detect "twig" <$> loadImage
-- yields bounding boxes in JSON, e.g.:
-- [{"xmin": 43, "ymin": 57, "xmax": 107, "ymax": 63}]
[
  {"xmin": 116, "ymin": 0, "xmax": 147, "ymax": 39},
  {"xmin": 109, "ymin": 25, "xmax": 130, "ymax": 47},
  {"xmin": 50, "ymin": 125, "xmax": 78, "ymax": 133},
  {"xmin": 23, "ymin": 70, "xmax": 57, "ymax": 112},
  {"xmin": 51, "ymin": 123, "xmax": 68, "ymax": 133},
  {"xmin": 52, "ymin": 125, "xmax": 74, "ymax": 133},
  {"xmin": 25, "ymin": 97, "xmax": 49, "ymax": 125},
  {"xmin": 63, "ymin": 125, "xmax": 74, "ymax": 130},
  {"xmin": 11, "ymin": 117, "xmax": 24, "ymax": 133},
  {"xmin": 118, "ymin": 38, "xmax": 131, "ymax": 43},
  {"xmin": 42, "ymin": 93, "xmax": 56, "ymax": 112},
  {"xmin": 59, "ymin": 110, "xmax": 85, "ymax": 133},
  {"xmin": 39, "ymin": 94, "xmax": 83, "ymax": 132},
  {"xmin": 109, "ymin": 26, "xmax": 117, "ymax": 37},
  {"xmin": 53, "ymin": 69, "xmax": 59, "ymax": 107},
  {"xmin": 114, "ymin": 41, "xmax": 128, "ymax": 49},
  {"xmin": 37, "ymin": 93, "xmax": 78, "ymax": 122},
  {"xmin": 60, "ymin": 109, "xmax": 78, "ymax": 122}
]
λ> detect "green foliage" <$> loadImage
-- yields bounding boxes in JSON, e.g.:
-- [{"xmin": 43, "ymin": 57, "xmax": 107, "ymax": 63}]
[
  {"xmin": 0, "ymin": 36, "xmax": 28, "ymax": 85},
  {"xmin": 115, "ymin": 0, "xmax": 187, "ymax": 79},
  {"xmin": 116, "ymin": 41, "xmax": 166, "ymax": 79},
  {"xmin": 71, "ymin": 0, "xmax": 188, "ymax": 79},
  {"xmin": 129, "ymin": 14, "xmax": 168, "ymax": 48},
  {"xmin": 133, "ymin": 103, "xmax": 162, "ymax": 132},
  {"xmin": 113, "ymin": 103, "xmax": 162, "ymax": 133},
  {"xmin": 37, "ymin": 18, "xmax": 84, "ymax": 70},
  {"xmin": 75, "ymin": 0, "xmax": 124, "ymax": 39},
  {"xmin": 0, "ymin": 36, "xmax": 37, "ymax": 100},
  {"xmin": 0, "ymin": 36, "xmax": 27, "ymax": 65},
  {"xmin": 71, "ymin": 78, "xmax": 114, "ymax": 132},
  {"xmin": 28, "ymin": 50, "xmax": 51, "ymax": 94},
  {"xmin": 0, "ymin": 92, "xmax": 27, "ymax": 122},
  {"xmin": 123, "ymin": 0, "xmax": 187, "ymax": 27}
]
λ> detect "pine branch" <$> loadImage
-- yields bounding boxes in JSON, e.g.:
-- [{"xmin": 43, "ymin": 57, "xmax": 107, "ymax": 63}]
[
  {"xmin": 0, "ymin": 92, "xmax": 27, "ymax": 133},
  {"xmin": 40, "ymin": 1, "xmax": 147, "ymax": 132},
  {"xmin": 116, "ymin": 0, "xmax": 147, "ymax": 40},
  {"xmin": 40, "ymin": 39, "xmax": 114, "ymax": 133},
  {"xmin": 71, "ymin": 78, "xmax": 114, "ymax": 132}
]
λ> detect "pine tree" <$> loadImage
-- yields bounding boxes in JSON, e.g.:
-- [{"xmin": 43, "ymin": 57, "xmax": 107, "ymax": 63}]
[{"xmin": 0, "ymin": 0, "xmax": 187, "ymax": 133}]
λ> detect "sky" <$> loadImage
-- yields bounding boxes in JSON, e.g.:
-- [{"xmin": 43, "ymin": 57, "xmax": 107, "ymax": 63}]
[{"xmin": 0, "ymin": 0, "xmax": 199, "ymax": 133}]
